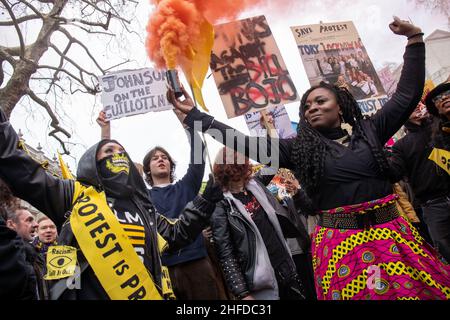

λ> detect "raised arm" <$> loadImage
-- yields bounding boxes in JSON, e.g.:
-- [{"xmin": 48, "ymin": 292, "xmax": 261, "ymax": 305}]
[
  {"xmin": 173, "ymin": 106, "xmax": 206, "ymax": 194},
  {"xmin": 0, "ymin": 108, "xmax": 74, "ymax": 227},
  {"xmin": 168, "ymin": 88, "xmax": 294, "ymax": 171},
  {"xmin": 96, "ymin": 111, "xmax": 111, "ymax": 140},
  {"xmin": 371, "ymin": 17, "xmax": 425, "ymax": 144}
]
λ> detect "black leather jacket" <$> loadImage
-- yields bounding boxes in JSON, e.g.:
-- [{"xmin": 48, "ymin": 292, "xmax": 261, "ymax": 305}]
[
  {"xmin": 0, "ymin": 108, "xmax": 215, "ymax": 300},
  {"xmin": 211, "ymin": 179, "xmax": 302, "ymax": 299}
]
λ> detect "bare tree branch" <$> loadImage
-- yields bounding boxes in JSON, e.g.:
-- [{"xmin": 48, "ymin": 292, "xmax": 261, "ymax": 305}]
[
  {"xmin": 104, "ymin": 59, "xmax": 131, "ymax": 72},
  {"xmin": 58, "ymin": 11, "xmax": 112, "ymax": 30},
  {"xmin": 16, "ymin": 0, "xmax": 46, "ymax": 19},
  {"xmin": 26, "ymin": 87, "xmax": 71, "ymax": 154},
  {"xmin": 1, "ymin": 0, "xmax": 26, "ymax": 58},
  {"xmin": 31, "ymin": 76, "xmax": 66, "ymax": 93},
  {"xmin": 0, "ymin": 0, "xmax": 139, "ymax": 150},
  {"xmin": 58, "ymin": 26, "xmax": 105, "ymax": 74},
  {"xmin": 37, "ymin": 64, "xmax": 99, "ymax": 94},
  {"xmin": 0, "ymin": 14, "xmax": 41, "ymax": 26},
  {"xmin": 49, "ymin": 130, "xmax": 70, "ymax": 155},
  {"xmin": 80, "ymin": 0, "xmax": 131, "ymax": 25},
  {"xmin": 0, "ymin": 47, "xmax": 18, "ymax": 67},
  {"xmin": 1, "ymin": 44, "xmax": 33, "ymax": 56},
  {"xmin": 64, "ymin": 22, "xmax": 115, "ymax": 36}
]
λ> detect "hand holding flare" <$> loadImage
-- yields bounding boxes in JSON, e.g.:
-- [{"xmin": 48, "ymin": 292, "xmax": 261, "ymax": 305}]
[
  {"xmin": 146, "ymin": 0, "xmax": 214, "ymax": 111},
  {"xmin": 146, "ymin": 0, "xmax": 268, "ymax": 111}
]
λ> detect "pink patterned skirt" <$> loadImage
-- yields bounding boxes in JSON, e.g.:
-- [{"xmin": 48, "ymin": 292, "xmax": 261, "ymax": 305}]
[{"xmin": 312, "ymin": 194, "xmax": 450, "ymax": 300}]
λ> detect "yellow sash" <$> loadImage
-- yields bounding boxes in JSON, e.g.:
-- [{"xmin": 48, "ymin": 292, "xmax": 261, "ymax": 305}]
[
  {"xmin": 428, "ymin": 148, "xmax": 450, "ymax": 175},
  {"xmin": 157, "ymin": 233, "xmax": 176, "ymax": 300},
  {"xmin": 70, "ymin": 186, "xmax": 162, "ymax": 300}
]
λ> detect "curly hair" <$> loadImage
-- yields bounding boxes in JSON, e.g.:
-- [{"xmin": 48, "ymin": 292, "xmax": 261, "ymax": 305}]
[
  {"xmin": 213, "ymin": 148, "xmax": 253, "ymax": 192},
  {"xmin": 142, "ymin": 146, "xmax": 176, "ymax": 186},
  {"xmin": 0, "ymin": 178, "xmax": 19, "ymax": 220},
  {"xmin": 291, "ymin": 82, "xmax": 392, "ymax": 197}
]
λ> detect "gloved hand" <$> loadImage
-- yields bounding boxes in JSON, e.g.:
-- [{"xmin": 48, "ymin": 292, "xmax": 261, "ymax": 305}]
[{"xmin": 201, "ymin": 174, "xmax": 223, "ymax": 203}]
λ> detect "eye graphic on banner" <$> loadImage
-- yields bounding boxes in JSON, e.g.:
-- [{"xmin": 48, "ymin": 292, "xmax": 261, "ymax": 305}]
[
  {"xmin": 49, "ymin": 255, "xmax": 73, "ymax": 269},
  {"xmin": 44, "ymin": 245, "xmax": 78, "ymax": 280}
]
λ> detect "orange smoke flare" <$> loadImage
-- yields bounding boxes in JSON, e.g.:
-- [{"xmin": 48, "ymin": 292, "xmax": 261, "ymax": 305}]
[{"xmin": 146, "ymin": 0, "xmax": 266, "ymax": 69}]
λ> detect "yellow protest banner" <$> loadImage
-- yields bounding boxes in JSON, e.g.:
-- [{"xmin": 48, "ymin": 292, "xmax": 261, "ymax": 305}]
[
  {"xmin": 70, "ymin": 186, "xmax": 163, "ymax": 300},
  {"xmin": 429, "ymin": 148, "xmax": 450, "ymax": 175},
  {"xmin": 44, "ymin": 245, "xmax": 77, "ymax": 280}
]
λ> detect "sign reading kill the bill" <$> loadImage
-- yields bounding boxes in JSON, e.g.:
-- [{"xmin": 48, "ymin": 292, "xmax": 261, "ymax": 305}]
[
  {"xmin": 99, "ymin": 68, "xmax": 173, "ymax": 121},
  {"xmin": 211, "ymin": 15, "xmax": 299, "ymax": 119},
  {"xmin": 291, "ymin": 21, "xmax": 388, "ymax": 115}
]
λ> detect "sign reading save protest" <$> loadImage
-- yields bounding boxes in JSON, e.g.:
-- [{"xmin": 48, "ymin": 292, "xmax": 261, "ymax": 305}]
[
  {"xmin": 99, "ymin": 68, "xmax": 173, "ymax": 120},
  {"xmin": 291, "ymin": 21, "xmax": 388, "ymax": 116}
]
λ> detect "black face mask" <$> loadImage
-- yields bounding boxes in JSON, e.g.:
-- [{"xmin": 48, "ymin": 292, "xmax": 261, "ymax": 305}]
[{"xmin": 97, "ymin": 153, "xmax": 134, "ymax": 198}]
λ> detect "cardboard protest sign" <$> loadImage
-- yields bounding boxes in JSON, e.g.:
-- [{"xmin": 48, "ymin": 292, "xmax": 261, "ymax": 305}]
[
  {"xmin": 99, "ymin": 68, "xmax": 173, "ymax": 120},
  {"xmin": 266, "ymin": 168, "xmax": 298, "ymax": 200},
  {"xmin": 291, "ymin": 21, "xmax": 388, "ymax": 115},
  {"xmin": 211, "ymin": 15, "xmax": 299, "ymax": 119},
  {"xmin": 421, "ymin": 80, "xmax": 436, "ymax": 103},
  {"xmin": 378, "ymin": 66, "xmax": 397, "ymax": 98},
  {"xmin": 244, "ymin": 105, "xmax": 297, "ymax": 139}
]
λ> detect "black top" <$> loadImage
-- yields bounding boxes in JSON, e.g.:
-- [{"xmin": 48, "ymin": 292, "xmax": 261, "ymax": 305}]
[
  {"xmin": 233, "ymin": 190, "xmax": 289, "ymax": 269},
  {"xmin": 110, "ymin": 198, "xmax": 155, "ymax": 276},
  {"xmin": 185, "ymin": 43, "xmax": 425, "ymax": 211},
  {"xmin": 390, "ymin": 120, "xmax": 450, "ymax": 205}
]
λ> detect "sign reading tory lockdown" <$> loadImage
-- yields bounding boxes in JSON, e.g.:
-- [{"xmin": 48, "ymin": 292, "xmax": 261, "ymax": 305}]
[
  {"xmin": 211, "ymin": 15, "xmax": 299, "ymax": 119},
  {"xmin": 291, "ymin": 21, "xmax": 388, "ymax": 115},
  {"xmin": 99, "ymin": 68, "xmax": 173, "ymax": 120}
]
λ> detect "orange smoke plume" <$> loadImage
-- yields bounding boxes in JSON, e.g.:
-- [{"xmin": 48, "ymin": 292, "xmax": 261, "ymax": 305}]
[{"xmin": 146, "ymin": 0, "xmax": 266, "ymax": 69}]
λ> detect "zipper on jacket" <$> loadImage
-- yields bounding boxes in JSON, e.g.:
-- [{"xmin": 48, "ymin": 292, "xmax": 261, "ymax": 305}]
[{"xmin": 226, "ymin": 199, "xmax": 257, "ymax": 286}]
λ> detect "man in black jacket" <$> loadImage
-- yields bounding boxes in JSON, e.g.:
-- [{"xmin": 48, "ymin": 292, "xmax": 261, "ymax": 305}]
[
  {"xmin": 0, "ymin": 180, "xmax": 41, "ymax": 299},
  {"xmin": 390, "ymin": 88, "xmax": 450, "ymax": 262},
  {"xmin": 5, "ymin": 206, "xmax": 49, "ymax": 299}
]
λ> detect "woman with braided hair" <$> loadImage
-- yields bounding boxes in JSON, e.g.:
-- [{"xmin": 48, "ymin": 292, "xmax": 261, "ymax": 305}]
[{"xmin": 170, "ymin": 17, "xmax": 450, "ymax": 300}]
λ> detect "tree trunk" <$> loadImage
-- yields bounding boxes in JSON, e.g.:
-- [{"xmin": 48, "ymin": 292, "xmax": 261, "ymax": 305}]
[{"xmin": 0, "ymin": 0, "xmax": 68, "ymax": 118}]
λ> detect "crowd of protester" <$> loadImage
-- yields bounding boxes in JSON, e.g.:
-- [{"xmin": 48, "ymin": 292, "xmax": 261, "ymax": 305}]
[{"xmin": 0, "ymin": 17, "xmax": 449, "ymax": 300}]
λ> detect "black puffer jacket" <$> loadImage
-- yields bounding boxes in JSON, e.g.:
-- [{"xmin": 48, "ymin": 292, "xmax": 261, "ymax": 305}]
[{"xmin": 0, "ymin": 108, "xmax": 216, "ymax": 300}]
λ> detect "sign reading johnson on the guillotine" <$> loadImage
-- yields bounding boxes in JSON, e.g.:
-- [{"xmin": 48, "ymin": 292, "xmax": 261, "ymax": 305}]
[{"xmin": 99, "ymin": 68, "xmax": 173, "ymax": 121}]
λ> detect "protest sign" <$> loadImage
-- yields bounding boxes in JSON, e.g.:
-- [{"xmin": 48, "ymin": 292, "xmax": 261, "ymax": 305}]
[
  {"xmin": 244, "ymin": 105, "xmax": 297, "ymax": 139},
  {"xmin": 99, "ymin": 68, "xmax": 173, "ymax": 120},
  {"xmin": 378, "ymin": 65, "xmax": 397, "ymax": 98},
  {"xmin": 266, "ymin": 168, "xmax": 298, "ymax": 200},
  {"xmin": 421, "ymin": 79, "xmax": 436, "ymax": 103},
  {"xmin": 211, "ymin": 15, "xmax": 299, "ymax": 119},
  {"xmin": 291, "ymin": 21, "xmax": 388, "ymax": 115}
]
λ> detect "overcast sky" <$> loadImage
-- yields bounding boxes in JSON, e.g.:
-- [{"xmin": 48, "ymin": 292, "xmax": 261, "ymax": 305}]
[{"xmin": 3, "ymin": 0, "xmax": 449, "ymax": 182}]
